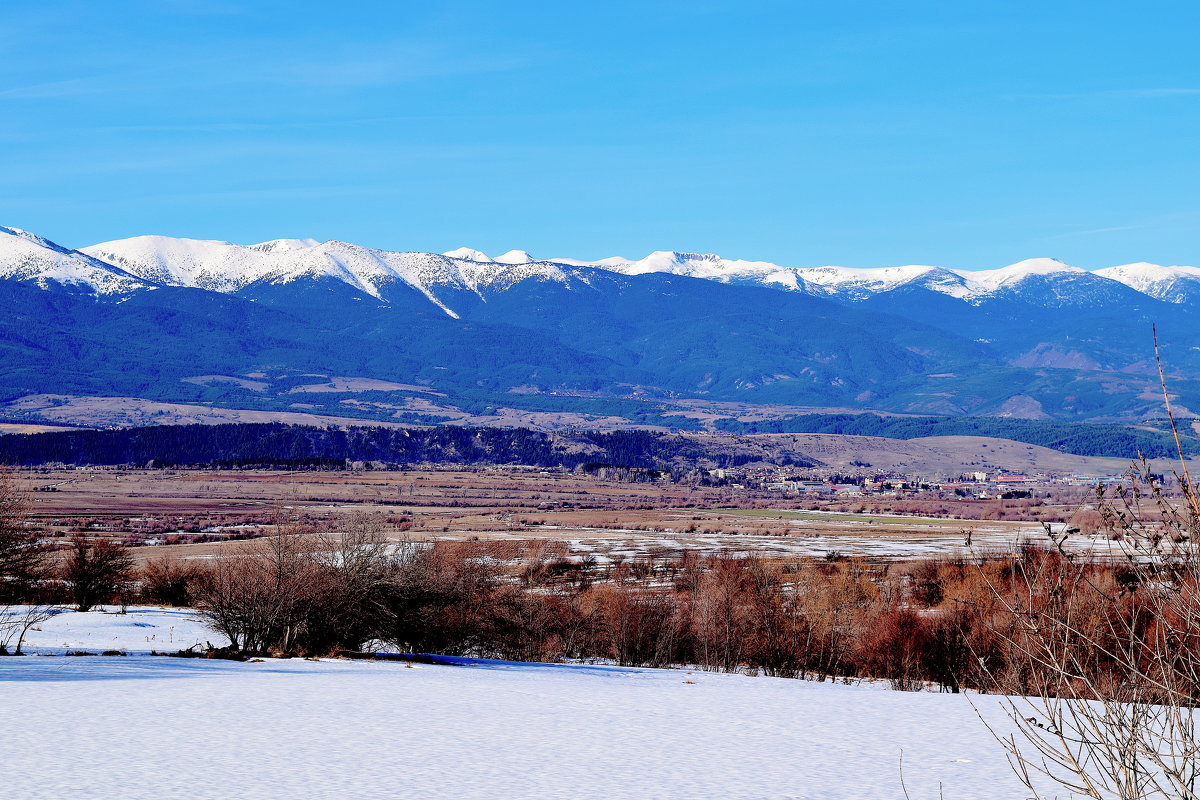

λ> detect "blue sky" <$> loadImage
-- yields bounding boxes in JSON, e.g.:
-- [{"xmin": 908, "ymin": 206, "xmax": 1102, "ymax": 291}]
[{"xmin": 2, "ymin": 0, "xmax": 1199, "ymax": 268}]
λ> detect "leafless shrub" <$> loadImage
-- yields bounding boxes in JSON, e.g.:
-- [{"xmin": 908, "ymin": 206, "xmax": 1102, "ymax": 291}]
[
  {"xmin": 140, "ymin": 558, "xmax": 209, "ymax": 607},
  {"xmin": 303, "ymin": 512, "xmax": 400, "ymax": 653},
  {"xmin": 974, "ymin": 461, "xmax": 1200, "ymax": 800},
  {"xmin": 692, "ymin": 555, "xmax": 751, "ymax": 671},
  {"xmin": 197, "ymin": 530, "xmax": 322, "ymax": 653},
  {"xmin": 62, "ymin": 536, "xmax": 134, "ymax": 612},
  {"xmin": 380, "ymin": 541, "xmax": 500, "ymax": 656},
  {"xmin": 0, "ymin": 470, "xmax": 57, "ymax": 654},
  {"xmin": 0, "ymin": 604, "xmax": 56, "ymax": 656},
  {"xmin": 0, "ymin": 469, "xmax": 48, "ymax": 604},
  {"xmin": 974, "ymin": 334, "xmax": 1200, "ymax": 799},
  {"xmin": 593, "ymin": 585, "xmax": 686, "ymax": 668}
]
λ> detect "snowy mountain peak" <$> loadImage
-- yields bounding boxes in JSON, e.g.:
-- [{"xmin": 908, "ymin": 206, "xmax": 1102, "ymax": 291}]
[
  {"xmin": 599, "ymin": 251, "xmax": 802, "ymax": 290},
  {"xmin": 1096, "ymin": 262, "xmax": 1200, "ymax": 303},
  {"xmin": 76, "ymin": 234, "xmax": 590, "ymax": 319},
  {"xmin": 83, "ymin": 235, "xmax": 269, "ymax": 292},
  {"xmin": 0, "ymin": 225, "xmax": 76, "ymax": 255},
  {"xmin": 662, "ymin": 251, "xmax": 723, "ymax": 264},
  {"xmin": 443, "ymin": 247, "xmax": 493, "ymax": 263},
  {"xmin": 494, "ymin": 249, "xmax": 535, "ymax": 265},
  {"xmin": 587, "ymin": 256, "xmax": 635, "ymax": 268},
  {"xmin": 0, "ymin": 226, "xmax": 148, "ymax": 295},
  {"xmin": 1010, "ymin": 256, "xmax": 1073, "ymax": 271},
  {"xmin": 8, "ymin": 225, "xmax": 1200, "ymax": 311},
  {"xmin": 1097, "ymin": 262, "xmax": 1200, "ymax": 283},
  {"xmin": 797, "ymin": 264, "xmax": 947, "ymax": 285},
  {"xmin": 249, "ymin": 238, "xmax": 320, "ymax": 253},
  {"xmin": 794, "ymin": 264, "xmax": 969, "ymax": 300},
  {"xmin": 956, "ymin": 258, "xmax": 1084, "ymax": 292}
]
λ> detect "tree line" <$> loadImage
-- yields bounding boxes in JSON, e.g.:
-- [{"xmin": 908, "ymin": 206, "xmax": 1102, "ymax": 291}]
[
  {"xmin": 2, "ymin": 518, "xmax": 1180, "ymax": 702},
  {"xmin": 0, "ymin": 423, "xmax": 788, "ymax": 470}
]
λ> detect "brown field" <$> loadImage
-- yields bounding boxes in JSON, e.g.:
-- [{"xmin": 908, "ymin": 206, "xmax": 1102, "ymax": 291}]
[
  {"xmin": 15, "ymin": 466, "xmax": 1103, "ymax": 565},
  {"xmin": 1, "ymin": 391, "xmax": 927, "ymax": 433},
  {"xmin": 3, "ymin": 394, "xmax": 412, "ymax": 429},
  {"xmin": 679, "ymin": 431, "xmax": 1149, "ymax": 474},
  {"xmin": 0, "ymin": 423, "xmax": 82, "ymax": 434}
]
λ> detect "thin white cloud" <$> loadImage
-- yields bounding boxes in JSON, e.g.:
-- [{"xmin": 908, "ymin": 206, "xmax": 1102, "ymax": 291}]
[
  {"xmin": 281, "ymin": 48, "xmax": 528, "ymax": 88},
  {"xmin": 1111, "ymin": 88, "xmax": 1200, "ymax": 97},
  {"xmin": 1043, "ymin": 210, "xmax": 1200, "ymax": 241},
  {"xmin": 157, "ymin": 0, "xmax": 247, "ymax": 15},
  {"xmin": 0, "ymin": 45, "xmax": 526, "ymax": 101},
  {"xmin": 1029, "ymin": 88, "xmax": 1200, "ymax": 100},
  {"xmin": 94, "ymin": 117, "xmax": 416, "ymax": 134},
  {"xmin": 0, "ymin": 74, "xmax": 141, "ymax": 100}
]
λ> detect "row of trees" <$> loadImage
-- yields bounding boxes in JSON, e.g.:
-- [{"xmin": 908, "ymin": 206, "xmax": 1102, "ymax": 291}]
[
  {"xmin": 68, "ymin": 515, "xmax": 1157, "ymax": 700},
  {"xmin": 6, "ymin": 486, "xmax": 1195, "ymax": 703},
  {"xmin": 0, "ymin": 423, "xmax": 780, "ymax": 470}
]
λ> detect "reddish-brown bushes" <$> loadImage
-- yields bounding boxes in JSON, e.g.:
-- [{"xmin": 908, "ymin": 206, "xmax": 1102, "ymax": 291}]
[
  {"xmin": 124, "ymin": 521, "xmax": 1179, "ymax": 696},
  {"xmin": 62, "ymin": 535, "xmax": 134, "ymax": 612},
  {"xmin": 139, "ymin": 558, "xmax": 209, "ymax": 607}
]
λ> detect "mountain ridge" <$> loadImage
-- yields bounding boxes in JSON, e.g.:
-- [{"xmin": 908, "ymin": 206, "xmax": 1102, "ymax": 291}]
[
  {"xmin": 3, "ymin": 224, "xmax": 1198, "ymax": 431},
  {"xmin": 78, "ymin": 230, "xmax": 1200, "ymax": 308}
]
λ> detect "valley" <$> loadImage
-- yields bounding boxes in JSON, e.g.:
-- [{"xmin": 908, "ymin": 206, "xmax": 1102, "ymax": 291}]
[
  {"xmin": 12, "ymin": 463, "xmax": 1122, "ymax": 566},
  {"xmin": 7, "ymin": 7, "xmax": 1197, "ymax": 800}
]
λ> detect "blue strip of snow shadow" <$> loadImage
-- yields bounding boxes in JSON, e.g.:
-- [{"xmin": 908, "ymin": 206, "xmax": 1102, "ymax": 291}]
[
  {"xmin": 0, "ymin": 654, "xmax": 324, "ymax": 682},
  {"xmin": 381, "ymin": 652, "xmax": 654, "ymax": 675}
]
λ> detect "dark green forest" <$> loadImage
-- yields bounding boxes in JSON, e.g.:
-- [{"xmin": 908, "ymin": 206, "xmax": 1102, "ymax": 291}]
[
  {"xmin": 0, "ymin": 415, "xmax": 1182, "ymax": 468},
  {"xmin": 0, "ymin": 423, "xmax": 790, "ymax": 470}
]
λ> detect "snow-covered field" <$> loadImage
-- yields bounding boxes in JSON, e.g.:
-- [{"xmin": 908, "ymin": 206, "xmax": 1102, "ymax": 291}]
[
  {"xmin": 13, "ymin": 605, "xmax": 215, "ymax": 654},
  {"xmin": 0, "ymin": 608, "xmax": 1041, "ymax": 799}
]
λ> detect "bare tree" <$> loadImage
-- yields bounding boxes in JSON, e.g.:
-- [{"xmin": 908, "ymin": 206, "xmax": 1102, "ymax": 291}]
[
  {"xmin": 976, "ymin": 333, "xmax": 1200, "ymax": 800},
  {"xmin": 198, "ymin": 531, "xmax": 320, "ymax": 653},
  {"xmin": 0, "ymin": 469, "xmax": 45, "ymax": 601},
  {"xmin": 381, "ymin": 541, "xmax": 500, "ymax": 657},
  {"xmin": 196, "ymin": 512, "xmax": 415, "ymax": 655},
  {"xmin": 692, "ymin": 555, "xmax": 749, "ymax": 672},
  {"xmin": 140, "ymin": 557, "xmax": 208, "ymax": 607},
  {"xmin": 976, "ymin": 464, "xmax": 1200, "ymax": 800},
  {"xmin": 62, "ymin": 536, "xmax": 134, "ymax": 612},
  {"xmin": 0, "ymin": 469, "xmax": 55, "ymax": 654},
  {"xmin": 309, "ymin": 511, "xmax": 399, "ymax": 651},
  {"xmin": 0, "ymin": 604, "xmax": 56, "ymax": 656}
]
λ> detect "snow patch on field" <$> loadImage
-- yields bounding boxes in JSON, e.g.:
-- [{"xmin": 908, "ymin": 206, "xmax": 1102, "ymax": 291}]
[{"xmin": 18, "ymin": 606, "xmax": 217, "ymax": 653}]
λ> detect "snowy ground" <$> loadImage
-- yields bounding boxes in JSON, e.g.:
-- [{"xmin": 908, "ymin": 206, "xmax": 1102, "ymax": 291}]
[
  {"xmin": 13, "ymin": 605, "xmax": 216, "ymax": 654},
  {"xmin": 0, "ymin": 608, "xmax": 1047, "ymax": 800},
  {"xmin": 478, "ymin": 517, "xmax": 1093, "ymax": 563}
]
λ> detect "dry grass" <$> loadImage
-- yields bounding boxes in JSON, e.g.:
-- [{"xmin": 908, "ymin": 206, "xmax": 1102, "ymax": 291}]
[{"xmin": 12, "ymin": 466, "xmax": 1098, "ymax": 565}]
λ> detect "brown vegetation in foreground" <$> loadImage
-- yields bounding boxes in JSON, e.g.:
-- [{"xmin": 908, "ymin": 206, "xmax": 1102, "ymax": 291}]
[
  {"xmin": 11, "ymin": 455, "xmax": 1200, "ymax": 797},
  {"xmin": 2, "ymin": 465, "xmax": 1196, "ymax": 702},
  {"xmin": 0, "ymin": 515, "xmax": 1169, "ymax": 698}
]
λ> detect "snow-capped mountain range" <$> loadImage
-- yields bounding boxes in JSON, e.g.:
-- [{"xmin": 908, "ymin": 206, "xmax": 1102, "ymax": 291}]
[
  {"xmin": 585, "ymin": 251, "xmax": 1200, "ymax": 307},
  {"xmin": 3, "ymin": 223, "xmax": 1200, "ymax": 428},
  {"xmin": 81, "ymin": 235, "xmax": 593, "ymax": 318},
  {"xmin": 0, "ymin": 225, "xmax": 1179, "ymax": 311}
]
